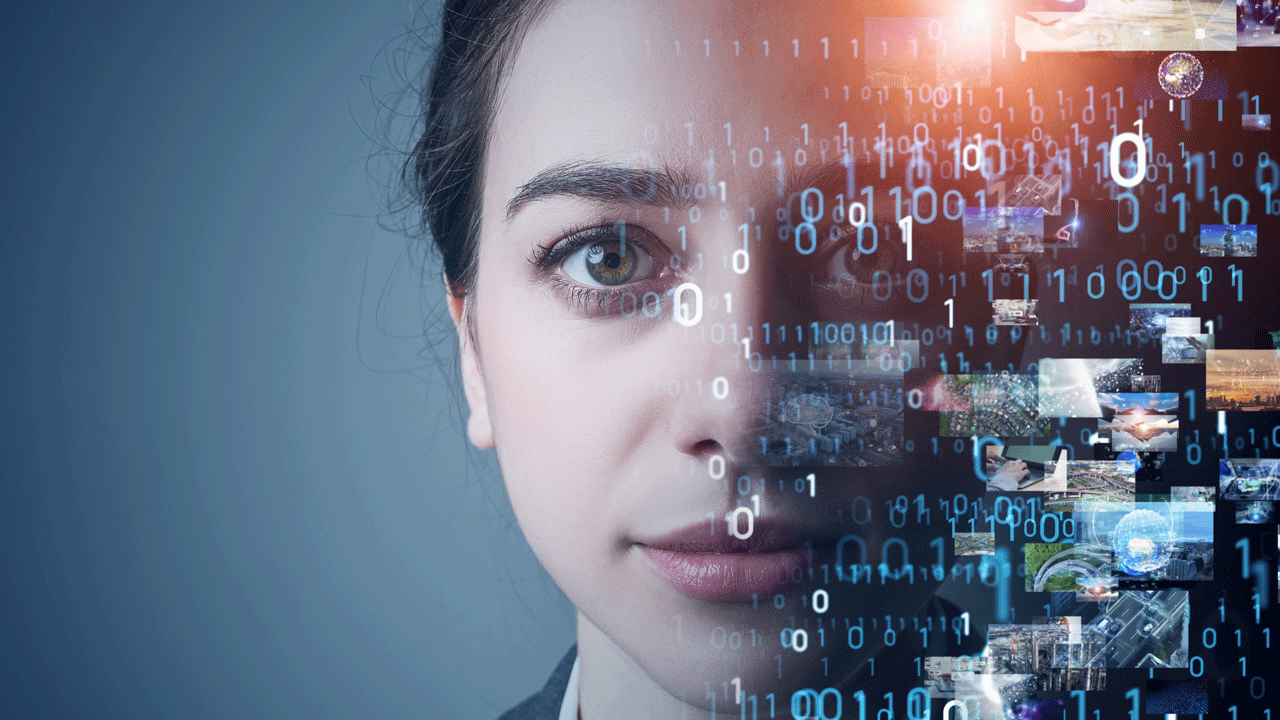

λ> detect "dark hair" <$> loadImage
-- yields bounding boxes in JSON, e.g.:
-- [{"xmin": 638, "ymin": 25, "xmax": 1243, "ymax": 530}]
[{"xmin": 401, "ymin": 0, "xmax": 555, "ymax": 299}]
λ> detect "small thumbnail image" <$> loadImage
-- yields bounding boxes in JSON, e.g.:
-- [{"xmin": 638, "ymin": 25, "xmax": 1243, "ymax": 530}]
[
  {"xmin": 1240, "ymin": 0, "xmax": 1280, "ymax": 47},
  {"xmin": 1199, "ymin": 224, "xmax": 1257, "ymax": 257},
  {"xmin": 1237, "ymin": 501, "xmax": 1275, "ymax": 524},
  {"xmin": 983, "ymin": 622, "xmax": 1106, "ymax": 689},
  {"xmin": 1161, "ymin": 334, "xmax": 1212, "ymax": 363},
  {"xmin": 1072, "ymin": 458, "xmax": 1138, "ymax": 496},
  {"xmin": 984, "ymin": 444, "xmax": 1068, "ymax": 491},
  {"xmin": 1206, "ymin": 349, "xmax": 1280, "ymax": 411},
  {"xmin": 997, "ymin": 174, "xmax": 1062, "ymax": 214},
  {"xmin": 758, "ymin": 371, "xmax": 903, "ymax": 467},
  {"xmin": 1243, "ymin": 114, "xmax": 1271, "ymax": 131},
  {"xmin": 963, "ymin": 206, "xmax": 1045, "ymax": 253},
  {"xmin": 1025, "ymin": 542, "xmax": 1080, "ymax": 591},
  {"xmin": 1097, "ymin": 391, "xmax": 1178, "ymax": 420},
  {"xmin": 994, "ymin": 253, "xmax": 1032, "ymax": 274},
  {"xmin": 1077, "ymin": 503, "xmax": 1213, "ymax": 583},
  {"xmin": 941, "ymin": 372, "xmax": 1049, "ymax": 438},
  {"xmin": 1038, "ymin": 358, "xmax": 1143, "ymax": 417},
  {"xmin": 1018, "ymin": 0, "xmax": 1234, "ymax": 52},
  {"xmin": 1129, "ymin": 303, "xmax": 1191, "ymax": 339},
  {"xmin": 1098, "ymin": 415, "xmax": 1178, "ymax": 451},
  {"xmin": 1043, "ymin": 461, "xmax": 1137, "ymax": 511},
  {"xmin": 1163, "ymin": 316, "xmax": 1201, "ymax": 336},
  {"xmin": 1170, "ymin": 485, "xmax": 1215, "ymax": 503},
  {"xmin": 911, "ymin": 373, "xmax": 974, "ymax": 412},
  {"xmin": 922, "ymin": 655, "xmax": 992, "ymax": 699},
  {"xmin": 1131, "ymin": 375, "xmax": 1161, "ymax": 392},
  {"xmin": 1218, "ymin": 458, "xmax": 1280, "ymax": 501},
  {"xmin": 953, "ymin": 532, "xmax": 995, "ymax": 556},
  {"xmin": 992, "ymin": 299, "xmax": 1038, "ymax": 326},
  {"xmin": 1077, "ymin": 576, "xmax": 1118, "ymax": 601},
  {"xmin": 1044, "ymin": 198, "xmax": 1119, "ymax": 250}
]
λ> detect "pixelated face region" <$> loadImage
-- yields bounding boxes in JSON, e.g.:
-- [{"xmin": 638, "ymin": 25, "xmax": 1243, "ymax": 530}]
[
  {"xmin": 452, "ymin": 0, "xmax": 951, "ymax": 706},
  {"xmin": 440, "ymin": 0, "xmax": 1274, "ymax": 713}
]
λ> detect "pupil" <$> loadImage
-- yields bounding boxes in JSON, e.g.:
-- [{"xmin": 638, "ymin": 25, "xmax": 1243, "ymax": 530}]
[{"xmin": 603, "ymin": 252, "xmax": 621, "ymax": 269}]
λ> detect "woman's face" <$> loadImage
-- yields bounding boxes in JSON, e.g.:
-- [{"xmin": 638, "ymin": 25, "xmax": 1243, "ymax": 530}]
[{"xmin": 452, "ymin": 0, "xmax": 950, "ymax": 707}]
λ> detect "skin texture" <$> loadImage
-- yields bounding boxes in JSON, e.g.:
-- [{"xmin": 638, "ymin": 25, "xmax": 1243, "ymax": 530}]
[{"xmin": 447, "ymin": 1, "xmax": 953, "ymax": 716}]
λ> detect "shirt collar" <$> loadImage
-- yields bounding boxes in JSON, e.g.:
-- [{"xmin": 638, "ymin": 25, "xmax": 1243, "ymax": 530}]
[{"xmin": 556, "ymin": 655, "xmax": 581, "ymax": 720}]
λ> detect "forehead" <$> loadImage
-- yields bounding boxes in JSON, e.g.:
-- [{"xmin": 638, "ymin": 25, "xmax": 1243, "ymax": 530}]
[{"xmin": 488, "ymin": 0, "xmax": 865, "ymax": 190}]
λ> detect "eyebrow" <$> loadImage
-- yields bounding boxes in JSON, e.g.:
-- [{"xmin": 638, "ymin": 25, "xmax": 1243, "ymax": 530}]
[
  {"xmin": 784, "ymin": 156, "xmax": 857, "ymax": 201},
  {"xmin": 505, "ymin": 160, "xmax": 696, "ymax": 221}
]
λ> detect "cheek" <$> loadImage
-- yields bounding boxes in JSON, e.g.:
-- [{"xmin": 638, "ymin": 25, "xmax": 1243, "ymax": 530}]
[{"xmin": 475, "ymin": 293, "xmax": 668, "ymax": 554}]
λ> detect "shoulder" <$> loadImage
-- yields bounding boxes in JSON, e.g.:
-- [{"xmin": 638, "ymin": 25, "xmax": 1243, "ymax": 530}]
[{"xmin": 495, "ymin": 645, "xmax": 577, "ymax": 720}]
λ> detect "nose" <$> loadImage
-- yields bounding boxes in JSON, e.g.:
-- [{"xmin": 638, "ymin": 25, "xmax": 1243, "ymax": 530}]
[
  {"xmin": 664, "ymin": 212, "xmax": 829, "ymax": 471},
  {"xmin": 665, "ymin": 192, "xmax": 910, "ymax": 476}
]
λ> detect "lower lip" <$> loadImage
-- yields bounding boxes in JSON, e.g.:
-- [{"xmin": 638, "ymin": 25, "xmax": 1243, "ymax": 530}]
[{"xmin": 637, "ymin": 545, "xmax": 811, "ymax": 602}]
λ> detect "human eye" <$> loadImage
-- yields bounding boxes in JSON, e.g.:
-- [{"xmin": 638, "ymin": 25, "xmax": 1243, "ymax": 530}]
[
  {"xmin": 560, "ymin": 224, "xmax": 658, "ymax": 287},
  {"xmin": 813, "ymin": 222, "xmax": 903, "ymax": 304},
  {"xmin": 532, "ymin": 222, "xmax": 670, "ymax": 314}
]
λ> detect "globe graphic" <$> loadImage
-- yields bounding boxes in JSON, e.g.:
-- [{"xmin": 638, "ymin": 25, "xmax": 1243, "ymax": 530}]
[
  {"xmin": 1112, "ymin": 508, "xmax": 1172, "ymax": 575},
  {"xmin": 1157, "ymin": 52, "xmax": 1203, "ymax": 99}
]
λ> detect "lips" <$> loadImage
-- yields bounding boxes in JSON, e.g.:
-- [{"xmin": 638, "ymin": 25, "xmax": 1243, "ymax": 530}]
[{"xmin": 634, "ymin": 519, "xmax": 826, "ymax": 602}]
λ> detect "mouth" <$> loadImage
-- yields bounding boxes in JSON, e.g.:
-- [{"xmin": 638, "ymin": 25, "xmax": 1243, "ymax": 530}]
[{"xmin": 634, "ymin": 519, "xmax": 832, "ymax": 602}]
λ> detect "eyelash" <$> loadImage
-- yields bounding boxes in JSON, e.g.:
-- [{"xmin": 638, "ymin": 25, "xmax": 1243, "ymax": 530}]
[{"xmin": 533, "ymin": 223, "xmax": 669, "ymax": 313}]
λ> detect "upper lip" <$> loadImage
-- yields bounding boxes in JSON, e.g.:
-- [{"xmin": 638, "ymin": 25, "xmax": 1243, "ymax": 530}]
[{"xmin": 635, "ymin": 517, "xmax": 837, "ymax": 554}]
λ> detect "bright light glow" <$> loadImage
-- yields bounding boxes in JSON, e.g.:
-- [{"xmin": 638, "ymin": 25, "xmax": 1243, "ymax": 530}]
[{"xmin": 962, "ymin": 1, "xmax": 990, "ymax": 25}]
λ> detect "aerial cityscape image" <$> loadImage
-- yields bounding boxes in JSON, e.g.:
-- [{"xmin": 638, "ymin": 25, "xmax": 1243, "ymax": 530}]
[{"xmin": 1206, "ymin": 350, "xmax": 1280, "ymax": 411}]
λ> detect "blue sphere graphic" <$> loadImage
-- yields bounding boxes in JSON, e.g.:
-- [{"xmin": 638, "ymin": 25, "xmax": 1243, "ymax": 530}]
[{"xmin": 1112, "ymin": 509, "xmax": 1172, "ymax": 575}]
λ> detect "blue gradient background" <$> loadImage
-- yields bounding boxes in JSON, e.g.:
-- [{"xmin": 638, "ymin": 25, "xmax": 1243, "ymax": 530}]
[{"xmin": 1, "ymin": 4, "xmax": 575, "ymax": 717}]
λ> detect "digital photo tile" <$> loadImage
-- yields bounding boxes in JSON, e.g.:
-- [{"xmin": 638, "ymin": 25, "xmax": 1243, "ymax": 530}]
[
  {"xmin": 1219, "ymin": 459, "xmax": 1280, "ymax": 501},
  {"xmin": 992, "ymin": 299, "xmax": 1038, "ymax": 326},
  {"xmin": 1044, "ymin": 198, "xmax": 1120, "ymax": 250},
  {"xmin": 1200, "ymin": 224, "xmax": 1257, "ymax": 256},
  {"xmin": 942, "ymin": 372, "xmax": 1049, "ymax": 437},
  {"xmin": 954, "ymin": 532, "xmax": 995, "ymax": 556},
  {"xmin": 1131, "ymin": 375, "xmax": 1161, "ymax": 392},
  {"xmin": 963, "ymin": 206, "xmax": 1045, "ymax": 254},
  {"xmin": 1026, "ymin": 543, "xmax": 1081, "ymax": 591},
  {"xmin": 913, "ymin": 373, "xmax": 974, "ymax": 412},
  {"xmin": 1133, "ymin": 51, "xmax": 1230, "ymax": 99},
  {"xmin": 984, "ymin": 622, "xmax": 1106, "ymax": 689},
  {"xmin": 1162, "ymin": 317, "xmax": 1201, "ymax": 336},
  {"xmin": 1073, "ymin": 501, "xmax": 1214, "ymax": 583},
  {"xmin": 1038, "ymin": 358, "xmax": 1144, "ymax": 417},
  {"xmin": 756, "ymin": 371, "xmax": 904, "ymax": 467},
  {"xmin": 1097, "ymin": 414, "xmax": 1178, "ymax": 451},
  {"xmin": 995, "ymin": 174, "xmax": 1062, "ymax": 214},
  {"xmin": 1129, "ymin": 303, "xmax": 1192, "ymax": 340},
  {"xmin": 984, "ymin": 444, "xmax": 1069, "ymax": 491},
  {"xmin": 1017, "ymin": 1, "xmax": 1235, "ymax": 51},
  {"xmin": 923, "ymin": 655, "xmax": 996, "ymax": 698},
  {"xmin": 1243, "ymin": 113, "xmax": 1272, "ymax": 131},
  {"xmin": 1062, "ymin": 461, "xmax": 1137, "ymax": 503},
  {"xmin": 1161, "ymin": 334, "xmax": 1212, "ymax": 363},
  {"xmin": 1170, "ymin": 485, "xmax": 1215, "ymax": 503},
  {"xmin": 1239, "ymin": 2, "xmax": 1280, "ymax": 47},
  {"xmin": 1206, "ymin": 349, "xmax": 1280, "ymax": 410},
  {"xmin": 1236, "ymin": 500, "xmax": 1275, "ymax": 523},
  {"xmin": 1076, "ymin": 576, "xmax": 1119, "ymax": 601},
  {"xmin": 1095, "ymin": 590, "xmax": 1189, "ymax": 668},
  {"xmin": 1096, "ymin": 392, "xmax": 1178, "ymax": 420}
]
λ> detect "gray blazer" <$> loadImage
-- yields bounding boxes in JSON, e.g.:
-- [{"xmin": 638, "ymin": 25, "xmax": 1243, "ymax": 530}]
[{"xmin": 496, "ymin": 645, "xmax": 576, "ymax": 720}]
